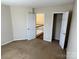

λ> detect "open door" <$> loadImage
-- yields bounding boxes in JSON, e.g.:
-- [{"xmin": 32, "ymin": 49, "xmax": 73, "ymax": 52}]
[
  {"xmin": 59, "ymin": 12, "xmax": 69, "ymax": 49},
  {"xmin": 27, "ymin": 12, "xmax": 36, "ymax": 40}
]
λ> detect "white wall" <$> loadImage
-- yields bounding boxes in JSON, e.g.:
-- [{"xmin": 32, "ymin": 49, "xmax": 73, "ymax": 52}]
[
  {"xmin": 1, "ymin": 5, "xmax": 13, "ymax": 45},
  {"xmin": 10, "ymin": 7, "xmax": 27, "ymax": 40},
  {"xmin": 10, "ymin": 6, "xmax": 34, "ymax": 40},
  {"xmin": 67, "ymin": 1, "xmax": 77, "ymax": 59},
  {"xmin": 35, "ymin": 3, "xmax": 73, "ymax": 13},
  {"xmin": 35, "ymin": 3, "xmax": 73, "ymax": 42},
  {"xmin": 9, "ymin": 3, "xmax": 74, "ymax": 41}
]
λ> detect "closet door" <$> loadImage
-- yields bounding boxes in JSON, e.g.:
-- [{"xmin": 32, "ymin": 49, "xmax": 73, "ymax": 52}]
[
  {"xmin": 27, "ymin": 13, "xmax": 36, "ymax": 40},
  {"xmin": 59, "ymin": 12, "xmax": 69, "ymax": 49}
]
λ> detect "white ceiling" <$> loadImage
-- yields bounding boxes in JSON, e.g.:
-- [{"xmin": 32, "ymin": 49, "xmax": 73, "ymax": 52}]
[{"xmin": 1, "ymin": 0, "xmax": 74, "ymax": 7}]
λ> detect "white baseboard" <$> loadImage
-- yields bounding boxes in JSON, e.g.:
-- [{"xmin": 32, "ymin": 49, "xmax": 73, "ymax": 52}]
[
  {"xmin": 43, "ymin": 39, "xmax": 51, "ymax": 42},
  {"xmin": 1, "ymin": 39, "xmax": 28, "ymax": 46},
  {"xmin": 1, "ymin": 40, "xmax": 14, "ymax": 46}
]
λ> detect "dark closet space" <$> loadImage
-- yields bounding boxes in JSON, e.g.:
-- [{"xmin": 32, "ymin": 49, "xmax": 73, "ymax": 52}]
[{"xmin": 52, "ymin": 13, "xmax": 63, "ymax": 41}]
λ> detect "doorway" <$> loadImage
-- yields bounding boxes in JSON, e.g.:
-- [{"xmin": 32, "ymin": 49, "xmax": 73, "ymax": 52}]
[
  {"xmin": 36, "ymin": 13, "xmax": 44, "ymax": 40},
  {"xmin": 52, "ymin": 12, "xmax": 69, "ymax": 49},
  {"xmin": 52, "ymin": 13, "xmax": 63, "ymax": 40}
]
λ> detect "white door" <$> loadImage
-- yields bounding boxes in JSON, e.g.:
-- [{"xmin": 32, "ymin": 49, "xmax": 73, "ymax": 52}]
[
  {"xmin": 59, "ymin": 12, "xmax": 69, "ymax": 49},
  {"xmin": 27, "ymin": 13, "xmax": 36, "ymax": 40}
]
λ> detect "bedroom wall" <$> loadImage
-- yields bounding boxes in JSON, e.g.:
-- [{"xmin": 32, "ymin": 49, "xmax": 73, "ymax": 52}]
[
  {"xmin": 1, "ymin": 5, "xmax": 13, "ymax": 45},
  {"xmin": 8, "ymin": 3, "xmax": 74, "ymax": 41},
  {"xmin": 67, "ymin": 1, "xmax": 77, "ymax": 59},
  {"xmin": 35, "ymin": 3, "xmax": 74, "ymax": 42},
  {"xmin": 10, "ymin": 7, "xmax": 27, "ymax": 40},
  {"xmin": 10, "ymin": 6, "xmax": 33, "ymax": 40}
]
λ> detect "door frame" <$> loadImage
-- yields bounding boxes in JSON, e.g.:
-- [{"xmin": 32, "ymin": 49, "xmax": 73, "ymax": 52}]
[
  {"xmin": 35, "ymin": 13, "xmax": 45, "ymax": 40},
  {"xmin": 52, "ymin": 11, "xmax": 69, "ymax": 49},
  {"xmin": 52, "ymin": 11, "xmax": 65, "ymax": 41}
]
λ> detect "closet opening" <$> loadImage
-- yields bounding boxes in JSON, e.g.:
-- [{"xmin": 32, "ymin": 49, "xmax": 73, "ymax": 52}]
[
  {"xmin": 52, "ymin": 13, "xmax": 63, "ymax": 41},
  {"xmin": 52, "ymin": 12, "xmax": 72, "ymax": 49}
]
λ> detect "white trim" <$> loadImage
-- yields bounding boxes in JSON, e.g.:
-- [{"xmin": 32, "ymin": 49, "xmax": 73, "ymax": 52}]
[
  {"xmin": 52, "ymin": 11, "xmax": 69, "ymax": 49},
  {"xmin": 50, "ymin": 13, "xmax": 54, "ymax": 41},
  {"xmin": 1, "ymin": 39, "xmax": 28, "ymax": 46},
  {"xmin": 1, "ymin": 40, "xmax": 14, "ymax": 46},
  {"xmin": 51, "ymin": 11, "xmax": 69, "ymax": 41},
  {"xmin": 43, "ymin": 39, "xmax": 51, "ymax": 42}
]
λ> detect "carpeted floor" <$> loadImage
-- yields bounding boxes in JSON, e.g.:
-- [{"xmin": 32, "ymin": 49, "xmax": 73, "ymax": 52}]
[{"xmin": 1, "ymin": 39, "xmax": 66, "ymax": 59}]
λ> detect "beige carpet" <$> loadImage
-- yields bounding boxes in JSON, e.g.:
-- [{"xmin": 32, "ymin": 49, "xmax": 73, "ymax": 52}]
[{"xmin": 1, "ymin": 39, "xmax": 66, "ymax": 59}]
